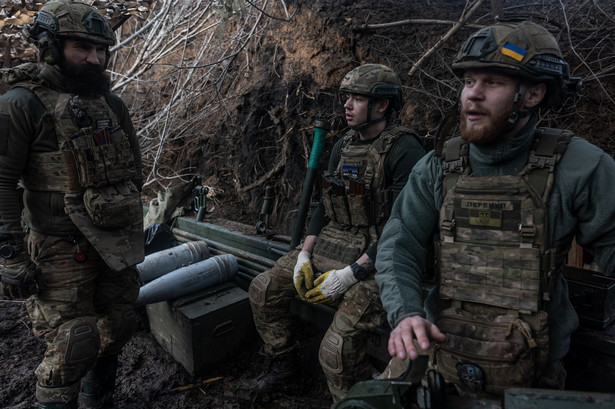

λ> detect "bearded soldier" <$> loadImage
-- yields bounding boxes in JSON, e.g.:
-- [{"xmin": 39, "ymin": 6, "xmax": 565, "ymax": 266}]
[
  {"xmin": 248, "ymin": 64, "xmax": 426, "ymax": 402},
  {"xmin": 376, "ymin": 21, "xmax": 615, "ymax": 397},
  {"xmin": 0, "ymin": 1, "xmax": 144, "ymax": 407}
]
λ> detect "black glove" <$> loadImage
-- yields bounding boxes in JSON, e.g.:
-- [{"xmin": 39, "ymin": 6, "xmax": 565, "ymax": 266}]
[{"xmin": 1, "ymin": 251, "xmax": 43, "ymax": 299}]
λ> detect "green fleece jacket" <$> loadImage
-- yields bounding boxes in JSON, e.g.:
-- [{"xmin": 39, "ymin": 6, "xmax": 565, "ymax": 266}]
[{"xmin": 375, "ymin": 117, "xmax": 615, "ymax": 361}]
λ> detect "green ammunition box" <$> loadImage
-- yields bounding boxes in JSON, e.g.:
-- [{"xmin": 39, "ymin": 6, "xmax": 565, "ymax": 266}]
[
  {"xmin": 563, "ymin": 266, "xmax": 615, "ymax": 329},
  {"xmin": 146, "ymin": 281, "xmax": 255, "ymax": 375}
]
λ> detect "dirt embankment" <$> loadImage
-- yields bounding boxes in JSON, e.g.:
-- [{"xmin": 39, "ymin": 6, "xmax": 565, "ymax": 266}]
[{"xmin": 145, "ymin": 0, "xmax": 615, "ymax": 236}]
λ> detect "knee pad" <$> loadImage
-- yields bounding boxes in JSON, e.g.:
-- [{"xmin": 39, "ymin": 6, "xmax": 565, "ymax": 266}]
[
  {"xmin": 65, "ymin": 321, "xmax": 100, "ymax": 366},
  {"xmin": 249, "ymin": 273, "xmax": 271, "ymax": 307},
  {"xmin": 319, "ymin": 330, "xmax": 343, "ymax": 374}
]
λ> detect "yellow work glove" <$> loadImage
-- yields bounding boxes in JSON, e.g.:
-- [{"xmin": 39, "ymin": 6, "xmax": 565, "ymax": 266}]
[
  {"xmin": 305, "ymin": 265, "xmax": 358, "ymax": 304},
  {"xmin": 293, "ymin": 251, "xmax": 314, "ymax": 300}
]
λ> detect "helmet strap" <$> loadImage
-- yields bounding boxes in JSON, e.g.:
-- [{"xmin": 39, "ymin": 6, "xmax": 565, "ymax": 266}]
[
  {"xmin": 351, "ymin": 98, "xmax": 388, "ymax": 131},
  {"xmin": 507, "ymin": 79, "xmax": 532, "ymax": 128}
]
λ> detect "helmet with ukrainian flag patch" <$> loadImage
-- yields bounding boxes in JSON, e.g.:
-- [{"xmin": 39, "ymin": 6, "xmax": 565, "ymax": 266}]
[{"xmin": 452, "ymin": 21, "xmax": 580, "ymax": 107}]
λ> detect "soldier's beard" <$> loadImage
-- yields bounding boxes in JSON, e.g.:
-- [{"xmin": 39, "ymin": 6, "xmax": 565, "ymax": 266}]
[
  {"xmin": 60, "ymin": 58, "xmax": 111, "ymax": 95},
  {"xmin": 459, "ymin": 104, "xmax": 514, "ymax": 145}
]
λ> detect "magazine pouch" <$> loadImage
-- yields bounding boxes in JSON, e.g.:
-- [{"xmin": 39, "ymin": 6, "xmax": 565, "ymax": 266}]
[
  {"xmin": 311, "ymin": 224, "xmax": 368, "ymax": 272},
  {"xmin": 433, "ymin": 304, "xmax": 548, "ymax": 397}
]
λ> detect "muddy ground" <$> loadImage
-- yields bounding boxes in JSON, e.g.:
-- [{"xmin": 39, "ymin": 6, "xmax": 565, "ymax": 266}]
[{"xmin": 0, "ymin": 294, "xmax": 333, "ymax": 409}]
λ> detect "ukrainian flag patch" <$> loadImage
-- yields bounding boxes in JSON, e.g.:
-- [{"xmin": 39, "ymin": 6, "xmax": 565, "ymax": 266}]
[{"xmin": 501, "ymin": 42, "xmax": 527, "ymax": 62}]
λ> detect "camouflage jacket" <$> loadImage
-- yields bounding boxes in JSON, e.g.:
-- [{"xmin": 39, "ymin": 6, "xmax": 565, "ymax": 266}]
[{"xmin": 375, "ymin": 116, "xmax": 615, "ymax": 361}]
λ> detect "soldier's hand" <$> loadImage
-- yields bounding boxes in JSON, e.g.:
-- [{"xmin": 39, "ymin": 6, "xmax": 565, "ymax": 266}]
[
  {"xmin": 1, "ymin": 252, "xmax": 43, "ymax": 299},
  {"xmin": 305, "ymin": 265, "xmax": 357, "ymax": 304},
  {"xmin": 388, "ymin": 316, "xmax": 446, "ymax": 361},
  {"xmin": 293, "ymin": 251, "xmax": 314, "ymax": 300}
]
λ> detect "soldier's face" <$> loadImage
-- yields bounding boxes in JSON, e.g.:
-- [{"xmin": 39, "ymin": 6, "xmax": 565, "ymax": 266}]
[
  {"xmin": 60, "ymin": 38, "xmax": 110, "ymax": 94},
  {"xmin": 459, "ymin": 70, "xmax": 518, "ymax": 145},
  {"xmin": 343, "ymin": 93, "xmax": 370, "ymax": 127},
  {"xmin": 62, "ymin": 38, "xmax": 107, "ymax": 76}
]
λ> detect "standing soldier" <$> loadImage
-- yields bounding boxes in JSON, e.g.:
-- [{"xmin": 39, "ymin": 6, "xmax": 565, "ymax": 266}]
[
  {"xmin": 0, "ymin": 1, "xmax": 144, "ymax": 408},
  {"xmin": 248, "ymin": 63, "xmax": 426, "ymax": 402},
  {"xmin": 376, "ymin": 21, "xmax": 615, "ymax": 397}
]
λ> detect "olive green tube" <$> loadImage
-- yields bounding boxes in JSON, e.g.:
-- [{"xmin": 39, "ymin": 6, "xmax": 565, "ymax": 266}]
[{"xmin": 290, "ymin": 119, "xmax": 331, "ymax": 249}]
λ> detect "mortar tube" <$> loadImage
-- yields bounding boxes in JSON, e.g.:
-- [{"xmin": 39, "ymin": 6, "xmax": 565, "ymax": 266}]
[
  {"xmin": 171, "ymin": 225, "xmax": 289, "ymax": 254},
  {"xmin": 290, "ymin": 119, "xmax": 331, "ymax": 249},
  {"xmin": 137, "ymin": 241, "xmax": 210, "ymax": 283},
  {"xmin": 172, "ymin": 228, "xmax": 277, "ymax": 268},
  {"xmin": 136, "ymin": 254, "xmax": 238, "ymax": 305}
]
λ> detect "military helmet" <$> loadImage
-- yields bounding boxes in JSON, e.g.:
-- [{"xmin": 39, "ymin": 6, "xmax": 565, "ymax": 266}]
[
  {"xmin": 452, "ymin": 21, "xmax": 580, "ymax": 107},
  {"xmin": 25, "ymin": 0, "xmax": 114, "ymax": 48},
  {"xmin": 339, "ymin": 64, "xmax": 403, "ymax": 110}
]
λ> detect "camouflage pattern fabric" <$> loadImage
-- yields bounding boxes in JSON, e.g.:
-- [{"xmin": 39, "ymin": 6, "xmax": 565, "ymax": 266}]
[
  {"xmin": 26, "ymin": 0, "xmax": 115, "ymax": 46},
  {"xmin": 0, "ymin": 62, "xmax": 40, "ymax": 86},
  {"xmin": 249, "ymin": 250, "xmax": 299, "ymax": 352},
  {"xmin": 379, "ymin": 351, "xmax": 566, "ymax": 398},
  {"xmin": 433, "ymin": 131, "xmax": 572, "ymax": 395},
  {"xmin": 25, "ymin": 229, "xmax": 139, "ymax": 386},
  {"xmin": 311, "ymin": 224, "xmax": 369, "ymax": 273},
  {"xmin": 338, "ymin": 64, "xmax": 403, "ymax": 110},
  {"xmin": 15, "ymin": 81, "xmax": 145, "ymax": 271},
  {"xmin": 438, "ymin": 174, "xmax": 544, "ymax": 312},
  {"xmin": 324, "ymin": 126, "xmax": 414, "ymax": 230},
  {"xmin": 249, "ymin": 249, "xmax": 386, "ymax": 402}
]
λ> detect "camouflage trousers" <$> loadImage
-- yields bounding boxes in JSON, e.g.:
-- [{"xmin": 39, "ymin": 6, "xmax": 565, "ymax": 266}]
[
  {"xmin": 248, "ymin": 249, "xmax": 386, "ymax": 402},
  {"xmin": 24, "ymin": 229, "xmax": 140, "ymax": 387}
]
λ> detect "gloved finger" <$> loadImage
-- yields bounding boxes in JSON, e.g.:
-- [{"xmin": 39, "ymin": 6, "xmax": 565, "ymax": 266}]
[
  {"xmin": 313, "ymin": 270, "xmax": 332, "ymax": 286},
  {"xmin": 294, "ymin": 280, "xmax": 308, "ymax": 301},
  {"xmin": 305, "ymin": 289, "xmax": 326, "ymax": 304},
  {"xmin": 300, "ymin": 264, "xmax": 315, "ymax": 290}
]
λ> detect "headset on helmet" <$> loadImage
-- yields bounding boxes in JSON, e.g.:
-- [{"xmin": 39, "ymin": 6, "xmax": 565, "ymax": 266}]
[
  {"xmin": 23, "ymin": 0, "xmax": 114, "ymax": 66},
  {"xmin": 451, "ymin": 21, "xmax": 581, "ymax": 107},
  {"xmin": 339, "ymin": 64, "xmax": 403, "ymax": 111}
]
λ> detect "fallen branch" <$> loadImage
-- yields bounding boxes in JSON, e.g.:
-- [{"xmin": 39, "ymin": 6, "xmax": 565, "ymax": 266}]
[
  {"xmin": 361, "ymin": 18, "xmax": 483, "ymax": 31},
  {"xmin": 171, "ymin": 376, "xmax": 224, "ymax": 392},
  {"xmin": 408, "ymin": 0, "xmax": 486, "ymax": 77}
]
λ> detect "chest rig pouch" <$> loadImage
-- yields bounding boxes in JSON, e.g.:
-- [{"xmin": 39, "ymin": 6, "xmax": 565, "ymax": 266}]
[
  {"xmin": 21, "ymin": 84, "xmax": 144, "ymax": 271},
  {"xmin": 312, "ymin": 127, "xmax": 410, "ymax": 273},
  {"xmin": 432, "ymin": 129, "xmax": 572, "ymax": 397}
]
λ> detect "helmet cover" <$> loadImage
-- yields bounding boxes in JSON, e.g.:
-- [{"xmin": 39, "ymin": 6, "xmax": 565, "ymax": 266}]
[
  {"xmin": 26, "ymin": 0, "xmax": 114, "ymax": 46},
  {"xmin": 339, "ymin": 64, "xmax": 403, "ymax": 110}
]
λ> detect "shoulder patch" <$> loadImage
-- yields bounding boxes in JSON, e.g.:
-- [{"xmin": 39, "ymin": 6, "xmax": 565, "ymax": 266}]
[{"xmin": 0, "ymin": 113, "xmax": 9, "ymax": 155}]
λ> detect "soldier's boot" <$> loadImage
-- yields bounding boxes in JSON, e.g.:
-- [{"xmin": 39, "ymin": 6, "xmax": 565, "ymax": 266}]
[
  {"xmin": 36, "ymin": 382, "xmax": 79, "ymax": 409},
  {"xmin": 79, "ymin": 354, "xmax": 120, "ymax": 409},
  {"xmin": 251, "ymin": 343, "xmax": 299, "ymax": 395}
]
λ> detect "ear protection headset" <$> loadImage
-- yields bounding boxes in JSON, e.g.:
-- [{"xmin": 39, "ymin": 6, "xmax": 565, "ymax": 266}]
[
  {"xmin": 24, "ymin": 6, "xmax": 113, "ymax": 69},
  {"xmin": 23, "ymin": 10, "xmax": 62, "ymax": 65}
]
